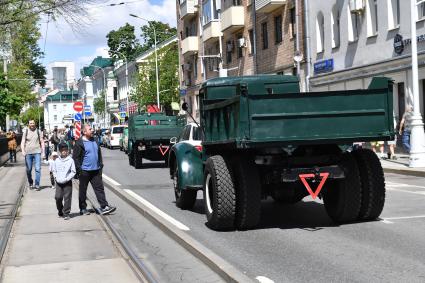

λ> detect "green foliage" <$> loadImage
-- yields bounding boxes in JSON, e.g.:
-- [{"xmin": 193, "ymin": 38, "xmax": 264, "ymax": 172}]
[
  {"xmin": 106, "ymin": 23, "xmax": 141, "ymax": 61},
  {"xmin": 0, "ymin": 74, "xmax": 25, "ymax": 127},
  {"xmin": 133, "ymin": 43, "xmax": 179, "ymax": 110},
  {"xmin": 20, "ymin": 105, "xmax": 44, "ymax": 128},
  {"xmin": 140, "ymin": 21, "xmax": 177, "ymax": 50},
  {"xmin": 94, "ymin": 90, "xmax": 105, "ymax": 115}
]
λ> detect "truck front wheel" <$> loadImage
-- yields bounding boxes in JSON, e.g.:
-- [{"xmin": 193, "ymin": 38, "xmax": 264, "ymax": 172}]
[
  {"xmin": 323, "ymin": 153, "xmax": 361, "ymax": 223},
  {"xmin": 353, "ymin": 148, "xmax": 386, "ymax": 220},
  {"xmin": 203, "ymin": 155, "xmax": 236, "ymax": 230},
  {"xmin": 174, "ymin": 164, "xmax": 197, "ymax": 209}
]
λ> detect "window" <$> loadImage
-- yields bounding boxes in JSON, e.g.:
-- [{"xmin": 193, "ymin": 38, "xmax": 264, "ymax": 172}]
[
  {"xmin": 290, "ymin": 7, "xmax": 296, "ymax": 38},
  {"xmin": 237, "ymin": 34, "xmax": 243, "ymax": 58},
  {"xmin": 418, "ymin": 1, "xmax": 425, "ymax": 20},
  {"xmin": 113, "ymin": 87, "xmax": 118, "ymax": 101},
  {"xmin": 366, "ymin": 0, "xmax": 378, "ymax": 36},
  {"xmin": 112, "ymin": 126, "xmax": 124, "ymax": 134},
  {"xmin": 53, "ymin": 115, "xmax": 57, "ymax": 121},
  {"xmin": 274, "ymin": 15, "xmax": 283, "ymax": 44},
  {"xmin": 202, "ymin": 0, "xmax": 220, "ymax": 25},
  {"xmin": 388, "ymin": 0, "xmax": 400, "ymax": 29},
  {"xmin": 261, "ymin": 22, "xmax": 268, "ymax": 49},
  {"xmin": 53, "ymin": 104, "xmax": 57, "ymax": 110},
  {"xmin": 226, "ymin": 40, "xmax": 233, "ymax": 64},
  {"xmin": 348, "ymin": 6, "xmax": 360, "ymax": 42},
  {"xmin": 192, "ymin": 126, "xmax": 204, "ymax": 141},
  {"xmin": 248, "ymin": 29, "xmax": 254, "ymax": 54},
  {"xmin": 316, "ymin": 12, "xmax": 324, "ymax": 53},
  {"xmin": 331, "ymin": 6, "xmax": 340, "ymax": 48}
]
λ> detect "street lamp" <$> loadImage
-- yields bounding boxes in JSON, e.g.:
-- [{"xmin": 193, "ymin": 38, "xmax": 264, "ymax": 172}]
[
  {"xmin": 89, "ymin": 64, "xmax": 107, "ymax": 128},
  {"xmin": 109, "ymin": 49, "xmax": 129, "ymax": 119},
  {"xmin": 129, "ymin": 13, "xmax": 160, "ymax": 109},
  {"xmin": 408, "ymin": 0, "xmax": 425, "ymax": 167}
]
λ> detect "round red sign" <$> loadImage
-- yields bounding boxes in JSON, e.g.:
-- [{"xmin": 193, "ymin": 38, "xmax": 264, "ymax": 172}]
[{"xmin": 73, "ymin": 101, "xmax": 84, "ymax": 112}]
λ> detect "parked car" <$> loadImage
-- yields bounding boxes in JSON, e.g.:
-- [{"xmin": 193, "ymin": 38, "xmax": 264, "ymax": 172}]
[{"xmin": 109, "ymin": 125, "xmax": 127, "ymax": 149}]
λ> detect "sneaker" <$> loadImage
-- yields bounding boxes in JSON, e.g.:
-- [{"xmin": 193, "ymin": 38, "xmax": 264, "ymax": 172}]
[
  {"xmin": 35, "ymin": 186, "xmax": 41, "ymax": 191},
  {"xmin": 28, "ymin": 184, "xmax": 33, "ymax": 190},
  {"xmin": 58, "ymin": 212, "xmax": 64, "ymax": 217},
  {"xmin": 64, "ymin": 215, "xmax": 71, "ymax": 220},
  {"xmin": 100, "ymin": 205, "xmax": 116, "ymax": 215},
  {"xmin": 51, "ymin": 186, "xmax": 55, "ymax": 189},
  {"xmin": 80, "ymin": 209, "xmax": 91, "ymax": 215}
]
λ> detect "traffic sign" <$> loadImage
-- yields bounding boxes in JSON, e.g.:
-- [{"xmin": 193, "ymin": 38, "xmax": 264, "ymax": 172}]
[
  {"xmin": 85, "ymin": 111, "xmax": 92, "ymax": 116},
  {"xmin": 120, "ymin": 112, "xmax": 126, "ymax": 118},
  {"xmin": 73, "ymin": 101, "xmax": 84, "ymax": 112},
  {"xmin": 84, "ymin": 105, "xmax": 91, "ymax": 111},
  {"xmin": 74, "ymin": 113, "xmax": 82, "ymax": 121}
]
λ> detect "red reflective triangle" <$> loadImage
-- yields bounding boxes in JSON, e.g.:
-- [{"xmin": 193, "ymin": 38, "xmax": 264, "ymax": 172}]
[
  {"xmin": 299, "ymin": 172, "xmax": 329, "ymax": 200},
  {"xmin": 159, "ymin": 145, "xmax": 170, "ymax": 156}
]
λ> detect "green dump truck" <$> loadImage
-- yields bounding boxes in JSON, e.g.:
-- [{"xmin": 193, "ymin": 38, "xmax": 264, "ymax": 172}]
[
  {"xmin": 128, "ymin": 112, "xmax": 186, "ymax": 168},
  {"xmin": 169, "ymin": 75, "xmax": 395, "ymax": 231}
]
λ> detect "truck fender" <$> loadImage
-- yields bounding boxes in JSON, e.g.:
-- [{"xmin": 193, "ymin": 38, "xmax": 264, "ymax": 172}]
[{"xmin": 169, "ymin": 144, "xmax": 203, "ymax": 191}]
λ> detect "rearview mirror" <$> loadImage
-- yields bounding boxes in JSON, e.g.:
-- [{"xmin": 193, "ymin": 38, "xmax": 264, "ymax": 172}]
[
  {"xmin": 170, "ymin": 137, "xmax": 177, "ymax": 144},
  {"xmin": 181, "ymin": 102, "xmax": 189, "ymax": 111}
]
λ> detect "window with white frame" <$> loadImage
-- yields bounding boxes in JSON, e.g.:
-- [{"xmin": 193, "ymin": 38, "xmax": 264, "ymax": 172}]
[
  {"xmin": 366, "ymin": 0, "xmax": 378, "ymax": 36},
  {"xmin": 202, "ymin": 0, "xmax": 220, "ymax": 25},
  {"xmin": 388, "ymin": 0, "xmax": 400, "ymax": 29},
  {"xmin": 331, "ymin": 5, "xmax": 340, "ymax": 48},
  {"xmin": 348, "ymin": 6, "xmax": 360, "ymax": 42},
  {"xmin": 53, "ymin": 104, "xmax": 57, "ymax": 110},
  {"xmin": 316, "ymin": 12, "xmax": 324, "ymax": 53},
  {"xmin": 53, "ymin": 115, "xmax": 57, "ymax": 121},
  {"xmin": 418, "ymin": 1, "xmax": 425, "ymax": 20}
]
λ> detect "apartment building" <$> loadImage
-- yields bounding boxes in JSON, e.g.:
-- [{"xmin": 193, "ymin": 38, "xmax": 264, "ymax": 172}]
[
  {"xmin": 176, "ymin": 0, "xmax": 305, "ymax": 118},
  {"xmin": 308, "ymin": 0, "xmax": 425, "ymax": 123}
]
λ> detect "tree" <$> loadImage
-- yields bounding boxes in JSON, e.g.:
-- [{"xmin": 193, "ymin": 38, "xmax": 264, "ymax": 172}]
[
  {"xmin": 0, "ymin": 74, "xmax": 24, "ymax": 128},
  {"xmin": 106, "ymin": 23, "xmax": 141, "ymax": 61},
  {"xmin": 94, "ymin": 90, "xmax": 105, "ymax": 115},
  {"xmin": 140, "ymin": 21, "xmax": 177, "ymax": 51},
  {"xmin": 20, "ymin": 105, "xmax": 44, "ymax": 128}
]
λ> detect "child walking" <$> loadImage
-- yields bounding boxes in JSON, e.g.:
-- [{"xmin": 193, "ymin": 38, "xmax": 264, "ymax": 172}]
[
  {"xmin": 53, "ymin": 143, "xmax": 76, "ymax": 220},
  {"xmin": 48, "ymin": 152, "xmax": 58, "ymax": 189}
]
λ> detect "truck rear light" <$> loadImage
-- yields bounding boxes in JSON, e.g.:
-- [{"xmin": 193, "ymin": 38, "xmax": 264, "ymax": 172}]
[{"xmin": 194, "ymin": 145, "xmax": 202, "ymax": 152}]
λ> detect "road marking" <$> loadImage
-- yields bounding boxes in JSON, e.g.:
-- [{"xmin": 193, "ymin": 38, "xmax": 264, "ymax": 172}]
[
  {"xmin": 386, "ymin": 181, "xmax": 425, "ymax": 189},
  {"xmin": 102, "ymin": 174, "xmax": 121, "ymax": 186},
  {"xmin": 386, "ymin": 187, "xmax": 425, "ymax": 196},
  {"xmin": 124, "ymin": 189, "xmax": 190, "ymax": 231},
  {"xmin": 381, "ymin": 215, "xmax": 425, "ymax": 224},
  {"xmin": 256, "ymin": 276, "xmax": 275, "ymax": 283}
]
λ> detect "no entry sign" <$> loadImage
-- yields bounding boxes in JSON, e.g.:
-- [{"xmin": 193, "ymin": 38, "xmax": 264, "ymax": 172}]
[{"xmin": 73, "ymin": 101, "xmax": 84, "ymax": 112}]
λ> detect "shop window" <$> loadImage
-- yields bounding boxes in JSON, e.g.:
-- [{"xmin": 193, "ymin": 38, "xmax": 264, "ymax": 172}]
[
  {"xmin": 274, "ymin": 15, "xmax": 282, "ymax": 44},
  {"xmin": 316, "ymin": 12, "xmax": 324, "ymax": 53},
  {"xmin": 388, "ymin": 0, "xmax": 400, "ymax": 29}
]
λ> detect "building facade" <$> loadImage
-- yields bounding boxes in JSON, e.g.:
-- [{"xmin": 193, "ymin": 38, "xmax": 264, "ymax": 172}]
[
  {"xmin": 176, "ymin": 0, "xmax": 305, "ymax": 119},
  {"xmin": 308, "ymin": 0, "xmax": 425, "ymax": 123},
  {"xmin": 46, "ymin": 61, "xmax": 75, "ymax": 91},
  {"xmin": 43, "ymin": 90, "xmax": 80, "ymax": 131}
]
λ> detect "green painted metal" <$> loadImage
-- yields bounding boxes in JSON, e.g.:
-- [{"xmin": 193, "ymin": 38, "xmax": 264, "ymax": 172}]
[
  {"xmin": 200, "ymin": 75, "xmax": 395, "ymax": 148},
  {"xmin": 171, "ymin": 142, "xmax": 204, "ymax": 190}
]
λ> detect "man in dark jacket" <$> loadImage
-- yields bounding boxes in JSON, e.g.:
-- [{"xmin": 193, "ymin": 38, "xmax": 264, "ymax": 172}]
[{"xmin": 73, "ymin": 124, "xmax": 116, "ymax": 215}]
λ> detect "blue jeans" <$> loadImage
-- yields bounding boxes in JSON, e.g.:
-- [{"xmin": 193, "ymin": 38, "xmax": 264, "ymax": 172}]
[
  {"xmin": 25, "ymin": 153, "xmax": 41, "ymax": 186},
  {"xmin": 402, "ymin": 130, "xmax": 411, "ymax": 152}
]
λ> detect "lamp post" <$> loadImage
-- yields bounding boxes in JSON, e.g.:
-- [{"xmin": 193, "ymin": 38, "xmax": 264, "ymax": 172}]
[
  {"xmin": 109, "ymin": 49, "xmax": 129, "ymax": 118},
  {"xmin": 89, "ymin": 64, "xmax": 107, "ymax": 128},
  {"xmin": 408, "ymin": 0, "xmax": 425, "ymax": 167},
  {"xmin": 129, "ymin": 13, "xmax": 160, "ymax": 108}
]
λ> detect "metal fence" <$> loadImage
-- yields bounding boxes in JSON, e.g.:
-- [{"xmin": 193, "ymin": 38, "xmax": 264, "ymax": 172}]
[{"xmin": 0, "ymin": 135, "xmax": 22, "ymax": 166}]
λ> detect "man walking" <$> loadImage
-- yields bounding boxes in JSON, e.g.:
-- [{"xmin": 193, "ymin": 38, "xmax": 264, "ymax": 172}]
[
  {"xmin": 21, "ymin": 120, "xmax": 44, "ymax": 190},
  {"xmin": 73, "ymin": 124, "xmax": 116, "ymax": 215}
]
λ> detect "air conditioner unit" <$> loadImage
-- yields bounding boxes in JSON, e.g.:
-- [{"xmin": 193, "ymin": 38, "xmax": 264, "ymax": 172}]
[
  {"xmin": 237, "ymin": 38, "xmax": 246, "ymax": 48},
  {"xmin": 349, "ymin": 0, "xmax": 365, "ymax": 13},
  {"xmin": 226, "ymin": 41, "xmax": 234, "ymax": 52}
]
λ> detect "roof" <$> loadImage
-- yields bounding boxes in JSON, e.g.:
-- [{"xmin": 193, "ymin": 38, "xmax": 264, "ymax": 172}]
[
  {"xmin": 201, "ymin": 75, "xmax": 299, "ymax": 88},
  {"xmin": 80, "ymin": 56, "xmax": 113, "ymax": 77},
  {"xmin": 45, "ymin": 91, "xmax": 80, "ymax": 102}
]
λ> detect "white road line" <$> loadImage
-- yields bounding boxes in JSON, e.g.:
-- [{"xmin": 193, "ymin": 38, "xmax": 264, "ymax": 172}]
[
  {"xmin": 124, "ymin": 189, "xmax": 190, "ymax": 231},
  {"xmin": 256, "ymin": 276, "xmax": 275, "ymax": 283},
  {"xmin": 386, "ymin": 187, "xmax": 425, "ymax": 196},
  {"xmin": 102, "ymin": 174, "xmax": 121, "ymax": 186},
  {"xmin": 386, "ymin": 181, "xmax": 425, "ymax": 189},
  {"xmin": 381, "ymin": 215, "xmax": 425, "ymax": 224}
]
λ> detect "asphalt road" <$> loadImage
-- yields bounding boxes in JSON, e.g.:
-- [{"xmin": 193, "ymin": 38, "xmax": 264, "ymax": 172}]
[{"xmin": 101, "ymin": 148, "xmax": 425, "ymax": 283}]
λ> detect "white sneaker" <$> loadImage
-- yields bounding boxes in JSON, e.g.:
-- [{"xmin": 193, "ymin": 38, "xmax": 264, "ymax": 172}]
[{"xmin": 51, "ymin": 186, "xmax": 55, "ymax": 189}]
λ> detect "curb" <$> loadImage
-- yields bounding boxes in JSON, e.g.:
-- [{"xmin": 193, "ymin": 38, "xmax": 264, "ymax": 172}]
[
  {"xmin": 102, "ymin": 178, "xmax": 253, "ymax": 283},
  {"xmin": 383, "ymin": 167, "xmax": 425, "ymax": 177}
]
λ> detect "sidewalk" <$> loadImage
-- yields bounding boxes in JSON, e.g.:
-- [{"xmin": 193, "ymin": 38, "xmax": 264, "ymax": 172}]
[
  {"xmin": 379, "ymin": 153, "xmax": 425, "ymax": 177},
  {"xmin": 0, "ymin": 154, "xmax": 141, "ymax": 283}
]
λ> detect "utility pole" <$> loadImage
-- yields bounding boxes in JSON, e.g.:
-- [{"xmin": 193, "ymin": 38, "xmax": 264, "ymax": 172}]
[
  {"xmin": 408, "ymin": 0, "xmax": 425, "ymax": 167},
  {"xmin": 4, "ymin": 58, "xmax": 10, "ymax": 131}
]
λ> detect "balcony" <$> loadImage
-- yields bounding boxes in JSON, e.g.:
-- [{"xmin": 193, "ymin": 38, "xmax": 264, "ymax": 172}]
[
  {"xmin": 181, "ymin": 36, "xmax": 199, "ymax": 55},
  {"xmin": 255, "ymin": 0, "xmax": 286, "ymax": 13},
  {"xmin": 180, "ymin": 0, "xmax": 198, "ymax": 20},
  {"xmin": 221, "ymin": 6, "xmax": 244, "ymax": 33},
  {"xmin": 203, "ymin": 21, "xmax": 222, "ymax": 42}
]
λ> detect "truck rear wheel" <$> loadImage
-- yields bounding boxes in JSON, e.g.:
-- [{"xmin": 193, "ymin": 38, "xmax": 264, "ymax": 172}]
[
  {"xmin": 323, "ymin": 153, "xmax": 361, "ymax": 223},
  {"xmin": 353, "ymin": 148, "xmax": 386, "ymax": 220},
  {"xmin": 129, "ymin": 151, "xmax": 134, "ymax": 166},
  {"xmin": 134, "ymin": 149, "xmax": 143, "ymax": 169},
  {"xmin": 231, "ymin": 155, "xmax": 261, "ymax": 230},
  {"xmin": 203, "ymin": 155, "xmax": 236, "ymax": 230},
  {"xmin": 174, "ymin": 164, "xmax": 197, "ymax": 209}
]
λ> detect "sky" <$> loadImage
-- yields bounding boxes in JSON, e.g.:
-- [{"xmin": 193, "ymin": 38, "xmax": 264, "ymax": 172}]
[{"xmin": 37, "ymin": 0, "xmax": 177, "ymax": 80}]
